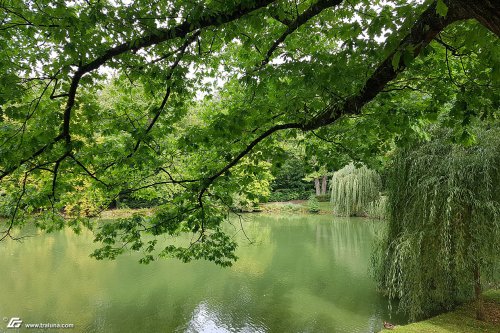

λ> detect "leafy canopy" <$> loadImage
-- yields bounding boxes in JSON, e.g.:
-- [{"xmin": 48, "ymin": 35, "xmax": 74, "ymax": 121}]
[{"xmin": 0, "ymin": 0, "xmax": 498, "ymax": 264}]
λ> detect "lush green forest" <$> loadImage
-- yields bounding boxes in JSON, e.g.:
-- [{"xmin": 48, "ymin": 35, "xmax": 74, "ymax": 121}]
[{"xmin": 1, "ymin": 0, "xmax": 499, "ymax": 324}]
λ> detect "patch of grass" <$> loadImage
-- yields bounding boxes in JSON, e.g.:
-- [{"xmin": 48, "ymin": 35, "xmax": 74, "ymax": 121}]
[
  {"xmin": 260, "ymin": 202, "xmax": 305, "ymax": 213},
  {"xmin": 484, "ymin": 289, "xmax": 500, "ymax": 303},
  {"xmin": 386, "ymin": 290, "xmax": 500, "ymax": 333},
  {"xmin": 97, "ymin": 201, "xmax": 334, "ymax": 218},
  {"xmin": 99, "ymin": 208, "xmax": 154, "ymax": 219},
  {"xmin": 316, "ymin": 201, "xmax": 333, "ymax": 213},
  {"xmin": 260, "ymin": 201, "xmax": 333, "ymax": 214}
]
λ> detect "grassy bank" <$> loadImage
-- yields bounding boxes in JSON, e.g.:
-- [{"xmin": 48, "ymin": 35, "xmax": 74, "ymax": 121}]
[
  {"xmin": 97, "ymin": 201, "xmax": 334, "ymax": 218},
  {"xmin": 384, "ymin": 290, "xmax": 500, "ymax": 333},
  {"xmin": 259, "ymin": 201, "xmax": 333, "ymax": 214},
  {"xmin": 98, "ymin": 207, "xmax": 154, "ymax": 219}
]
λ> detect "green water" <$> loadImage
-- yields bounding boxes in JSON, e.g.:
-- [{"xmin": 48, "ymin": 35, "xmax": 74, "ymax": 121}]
[{"xmin": 0, "ymin": 214, "xmax": 404, "ymax": 333}]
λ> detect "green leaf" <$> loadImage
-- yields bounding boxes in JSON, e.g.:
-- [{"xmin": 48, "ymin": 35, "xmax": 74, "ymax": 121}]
[
  {"xmin": 436, "ymin": 0, "xmax": 448, "ymax": 17},
  {"xmin": 402, "ymin": 49, "xmax": 414, "ymax": 67},
  {"xmin": 392, "ymin": 50, "xmax": 401, "ymax": 71}
]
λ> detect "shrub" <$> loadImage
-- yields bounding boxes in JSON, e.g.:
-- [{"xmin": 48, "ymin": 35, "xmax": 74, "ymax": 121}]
[
  {"xmin": 315, "ymin": 194, "xmax": 330, "ymax": 202},
  {"xmin": 307, "ymin": 195, "xmax": 320, "ymax": 213},
  {"xmin": 268, "ymin": 190, "xmax": 310, "ymax": 202}
]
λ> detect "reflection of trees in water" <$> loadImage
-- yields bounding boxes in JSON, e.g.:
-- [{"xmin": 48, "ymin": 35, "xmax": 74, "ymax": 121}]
[
  {"xmin": 230, "ymin": 215, "xmax": 397, "ymax": 332},
  {"xmin": 249, "ymin": 215, "xmax": 400, "ymax": 331},
  {"xmin": 226, "ymin": 216, "xmax": 276, "ymax": 277},
  {"xmin": 0, "ymin": 216, "xmax": 401, "ymax": 332},
  {"xmin": 0, "ymin": 228, "xmax": 116, "ymax": 327}
]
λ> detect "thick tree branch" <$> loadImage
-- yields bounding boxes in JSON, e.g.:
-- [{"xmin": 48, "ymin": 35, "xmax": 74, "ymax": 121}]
[
  {"xmin": 200, "ymin": 122, "xmax": 302, "ymax": 196},
  {"xmin": 258, "ymin": 0, "xmax": 342, "ymax": 69},
  {"xmin": 78, "ymin": 0, "xmax": 275, "ymax": 75},
  {"xmin": 454, "ymin": 0, "xmax": 500, "ymax": 36},
  {"xmin": 2, "ymin": 0, "xmax": 498, "ymax": 223},
  {"xmin": 201, "ymin": 0, "xmax": 485, "ymax": 195},
  {"xmin": 302, "ymin": 0, "xmax": 469, "ymax": 130}
]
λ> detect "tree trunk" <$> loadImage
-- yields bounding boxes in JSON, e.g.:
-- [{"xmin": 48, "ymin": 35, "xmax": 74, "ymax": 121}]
[
  {"xmin": 474, "ymin": 264, "xmax": 485, "ymax": 321},
  {"xmin": 314, "ymin": 178, "xmax": 321, "ymax": 196},
  {"xmin": 453, "ymin": 0, "xmax": 500, "ymax": 37},
  {"xmin": 321, "ymin": 175, "xmax": 328, "ymax": 195}
]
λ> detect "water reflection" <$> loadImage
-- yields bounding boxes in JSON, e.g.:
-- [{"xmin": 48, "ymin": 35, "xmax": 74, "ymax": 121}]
[
  {"xmin": 0, "ymin": 215, "xmax": 404, "ymax": 333},
  {"xmin": 184, "ymin": 302, "xmax": 267, "ymax": 333}
]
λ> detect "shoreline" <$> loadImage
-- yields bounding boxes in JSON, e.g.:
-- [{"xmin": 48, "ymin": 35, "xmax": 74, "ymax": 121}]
[{"xmin": 383, "ymin": 290, "xmax": 500, "ymax": 333}]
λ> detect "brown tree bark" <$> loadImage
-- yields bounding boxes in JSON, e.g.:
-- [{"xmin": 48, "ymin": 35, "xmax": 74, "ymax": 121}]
[
  {"xmin": 474, "ymin": 264, "xmax": 485, "ymax": 321},
  {"xmin": 453, "ymin": 0, "xmax": 500, "ymax": 36},
  {"xmin": 314, "ymin": 178, "xmax": 321, "ymax": 196},
  {"xmin": 321, "ymin": 175, "xmax": 328, "ymax": 195}
]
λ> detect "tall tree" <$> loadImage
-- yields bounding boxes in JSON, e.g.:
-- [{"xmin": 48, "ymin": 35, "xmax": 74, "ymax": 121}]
[
  {"xmin": 374, "ymin": 124, "xmax": 500, "ymax": 320},
  {"xmin": 330, "ymin": 163, "xmax": 382, "ymax": 216}
]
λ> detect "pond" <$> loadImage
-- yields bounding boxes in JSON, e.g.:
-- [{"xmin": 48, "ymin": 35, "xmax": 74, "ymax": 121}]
[{"xmin": 0, "ymin": 214, "xmax": 405, "ymax": 333}]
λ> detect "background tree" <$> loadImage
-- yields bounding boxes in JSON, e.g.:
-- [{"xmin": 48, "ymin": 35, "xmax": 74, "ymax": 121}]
[
  {"xmin": 268, "ymin": 152, "xmax": 313, "ymax": 202},
  {"xmin": 330, "ymin": 163, "xmax": 382, "ymax": 217}
]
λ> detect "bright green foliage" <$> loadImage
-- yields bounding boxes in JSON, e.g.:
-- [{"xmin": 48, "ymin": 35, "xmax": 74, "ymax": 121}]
[
  {"xmin": 374, "ymin": 124, "xmax": 500, "ymax": 320},
  {"xmin": 307, "ymin": 194, "xmax": 320, "ymax": 213},
  {"xmin": 330, "ymin": 163, "xmax": 382, "ymax": 217},
  {"xmin": 230, "ymin": 160, "xmax": 274, "ymax": 211}
]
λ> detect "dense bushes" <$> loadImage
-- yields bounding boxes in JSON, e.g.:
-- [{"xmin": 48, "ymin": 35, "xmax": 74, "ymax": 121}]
[
  {"xmin": 307, "ymin": 195, "xmax": 320, "ymax": 213},
  {"xmin": 114, "ymin": 195, "xmax": 165, "ymax": 209},
  {"xmin": 268, "ymin": 155, "xmax": 313, "ymax": 202},
  {"xmin": 315, "ymin": 194, "xmax": 330, "ymax": 202},
  {"xmin": 268, "ymin": 190, "xmax": 311, "ymax": 202}
]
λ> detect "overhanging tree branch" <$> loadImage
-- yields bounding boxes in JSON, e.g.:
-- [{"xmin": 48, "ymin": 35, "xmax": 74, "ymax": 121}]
[
  {"xmin": 303, "ymin": 0, "xmax": 470, "ymax": 130},
  {"xmin": 200, "ymin": 0, "xmax": 487, "ymax": 195},
  {"xmin": 0, "ymin": 0, "xmax": 277, "ymax": 181}
]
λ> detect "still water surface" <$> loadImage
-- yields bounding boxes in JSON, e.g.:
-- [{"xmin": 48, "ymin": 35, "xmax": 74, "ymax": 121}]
[{"xmin": 0, "ymin": 214, "xmax": 405, "ymax": 333}]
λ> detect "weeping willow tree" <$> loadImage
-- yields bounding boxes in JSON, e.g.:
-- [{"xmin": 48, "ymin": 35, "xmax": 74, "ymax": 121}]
[
  {"xmin": 374, "ymin": 125, "xmax": 500, "ymax": 321},
  {"xmin": 330, "ymin": 163, "xmax": 382, "ymax": 217}
]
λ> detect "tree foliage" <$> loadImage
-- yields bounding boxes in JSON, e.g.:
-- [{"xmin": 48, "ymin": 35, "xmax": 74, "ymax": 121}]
[
  {"xmin": 0, "ymin": 0, "xmax": 499, "ymax": 265},
  {"xmin": 330, "ymin": 163, "xmax": 382, "ymax": 217},
  {"xmin": 374, "ymin": 124, "xmax": 500, "ymax": 320},
  {"xmin": 307, "ymin": 194, "xmax": 320, "ymax": 213}
]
